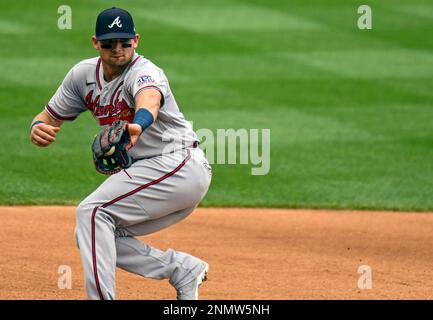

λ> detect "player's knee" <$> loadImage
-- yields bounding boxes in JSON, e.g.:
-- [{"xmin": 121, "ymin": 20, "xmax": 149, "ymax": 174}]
[{"xmin": 75, "ymin": 201, "xmax": 94, "ymax": 225}]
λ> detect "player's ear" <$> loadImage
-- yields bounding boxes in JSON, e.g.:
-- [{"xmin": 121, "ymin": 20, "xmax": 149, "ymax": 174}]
[
  {"xmin": 91, "ymin": 36, "xmax": 99, "ymax": 50},
  {"xmin": 133, "ymin": 34, "xmax": 140, "ymax": 49}
]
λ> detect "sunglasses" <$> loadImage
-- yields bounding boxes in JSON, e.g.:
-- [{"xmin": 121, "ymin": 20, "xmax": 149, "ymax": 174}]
[{"xmin": 100, "ymin": 39, "xmax": 133, "ymax": 49}]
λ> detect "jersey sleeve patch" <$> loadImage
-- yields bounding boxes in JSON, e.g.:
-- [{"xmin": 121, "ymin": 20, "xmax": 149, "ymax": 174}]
[{"xmin": 137, "ymin": 75, "xmax": 157, "ymax": 87}]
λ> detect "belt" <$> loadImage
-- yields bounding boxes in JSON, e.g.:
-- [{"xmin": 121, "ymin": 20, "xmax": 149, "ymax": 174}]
[{"xmin": 131, "ymin": 141, "xmax": 200, "ymax": 164}]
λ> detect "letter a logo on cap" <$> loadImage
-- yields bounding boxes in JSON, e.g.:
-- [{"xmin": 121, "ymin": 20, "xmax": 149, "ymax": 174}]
[{"xmin": 108, "ymin": 16, "xmax": 122, "ymax": 28}]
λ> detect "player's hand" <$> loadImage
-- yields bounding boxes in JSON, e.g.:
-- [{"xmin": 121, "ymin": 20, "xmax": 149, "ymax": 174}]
[
  {"xmin": 127, "ymin": 123, "xmax": 142, "ymax": 149},
  {"xmin": 30, "ymin": 123, "xmax": 61, "ymax": 147}
]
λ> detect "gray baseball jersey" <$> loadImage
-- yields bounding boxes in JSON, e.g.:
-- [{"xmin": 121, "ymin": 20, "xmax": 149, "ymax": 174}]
[
  {"xmin": 45, "ymin": 52, "xmax": 212, "ymax": 300},
  {"xmin": 45, "ymin": 52, "xmax": 198, "ymax": 159}
]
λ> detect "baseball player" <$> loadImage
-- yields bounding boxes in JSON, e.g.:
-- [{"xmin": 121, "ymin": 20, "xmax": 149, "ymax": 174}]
[{"xmin": 29, "ymin": 7, "xmax": 212, "ymax": 300}]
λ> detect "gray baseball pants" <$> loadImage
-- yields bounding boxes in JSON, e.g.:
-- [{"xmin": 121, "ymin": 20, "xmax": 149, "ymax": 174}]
[{"xmin": 74, "ymin": 147, "xmax": 212, "ymax": 300}]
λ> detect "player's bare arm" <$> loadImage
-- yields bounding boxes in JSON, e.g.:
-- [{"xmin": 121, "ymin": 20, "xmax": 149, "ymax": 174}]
[
  {"xmin": 30, "ymin": 110, "xmax": 62, "ymax": 147},
  {"xmin": 128, "ymin": 88, "xmax": 161, "ymax": 146}
]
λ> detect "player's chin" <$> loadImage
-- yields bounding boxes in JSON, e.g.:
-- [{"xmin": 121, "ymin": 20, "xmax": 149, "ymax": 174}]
[{"xmin": 109, "ymin": 56, "xmax": 128, "ymax": 67}]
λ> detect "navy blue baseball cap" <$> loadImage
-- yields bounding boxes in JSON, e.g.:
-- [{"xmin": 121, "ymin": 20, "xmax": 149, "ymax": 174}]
[{"xmin": 95, "ymin": 7, "xmax": 136, "ymax": 40}]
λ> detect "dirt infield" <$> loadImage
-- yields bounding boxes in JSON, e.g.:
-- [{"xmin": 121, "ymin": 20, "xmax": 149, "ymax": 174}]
[{"xmin": 1, "ymin": 206, "xmax": 433, "ymax": 300}]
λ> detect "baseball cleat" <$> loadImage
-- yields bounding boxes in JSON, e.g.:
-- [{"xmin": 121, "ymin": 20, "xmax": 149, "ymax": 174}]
[{"xmin": 176, "ymin": 263, "xmax": 209, "ymax": 300}]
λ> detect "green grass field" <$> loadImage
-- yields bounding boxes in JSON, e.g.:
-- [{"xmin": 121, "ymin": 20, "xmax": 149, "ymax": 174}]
[{"xmin": 1, "ymin": 0, "xmax": 433, "ymax": 210}]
